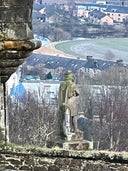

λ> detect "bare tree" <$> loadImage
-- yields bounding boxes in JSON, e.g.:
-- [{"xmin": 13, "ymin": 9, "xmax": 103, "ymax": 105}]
[
  {"xmin": 95, "ymin": 66, "xmax": 128, "ymax": 86},
  {"xmin": 78, "ymin": 85, "xmax": 92, "ymax": 115},
  {"xmin": 104, "ymin": 50, "xmax": 115, "ymax": 60},
  {"xmin": 78, "ymin": 67, "xmax": 128, "ymax": 151},
  {"xmin": 93, "ymin": 85, "xmax": 128, "ymax": 151},
  {"xmin": 8, "ymin": 91, "xmax": 57, "ymax": 146}
]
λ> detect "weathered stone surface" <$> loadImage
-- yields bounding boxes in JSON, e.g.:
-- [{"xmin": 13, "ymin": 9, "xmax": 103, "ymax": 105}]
[
  {"xmin": 0, "ymin": 51, "xmax": 31, "ymax": 59},
  {"xmin": 7, "ymin": 158, "xmax": 21, "ymax": 166},
  {"xmin": 0, "ymin": 0, "xmax": 41, "ymax": 81},
  {"xmin": 0, "ymin": 145, "xmax": 127, "ymax": 171},
  {"xmin": 54, "ymin": 158, "xmax": 71, "ymax": 167},
  {"xmin": 0, "ymin": 149, "xmax": 127, "ymax": 171},
  {"xmin": 34, "ymin": 165, "xmax": 48, "ymax": 171},
  {"xmin": 63, "ymin": 140, "xmax": 90, "ymax": 150},
  {"xmin": 0, "ymin": 42, "xmax": 4, "ymax": 50},
  {"xmin": 63, "ymin": 130, "xmax": 93, "ymax": 151},
  {"xmin": 48, "ymin": 165, "xmax": 60, "ymax": 171},
  {"xmin": 0, "ymin": 0, "xmax": 41, "ymax": 143},
  {"xmin": 0, "ymin": 59, "xmax": 25, "ymax": 67},
  {"xmin": 0, "ymin": 67, "xmax": 17, "ymax": 77},
  {"xmin": 71, "ymin": 131, "xmax": 84, "ymax": 141},
  {"xmin": 0, "ymin": 0, "xmax": 32, "ymax": 6},
  {"xmin": 19, "ymin": 165, "xmax": 30, "ymax": 170},
  {"xmin": 0, "ymin": 8, "xmax": 31, "ymax": 23},
  {"xmin": 5, "ymin": 164, "xmax": 16, "ymax": 170}
]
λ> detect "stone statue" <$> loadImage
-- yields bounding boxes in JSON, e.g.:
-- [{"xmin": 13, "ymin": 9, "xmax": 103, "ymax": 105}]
[{"xmin": 57, "ymin": 71, "xmax": 79, "ymax": 140}]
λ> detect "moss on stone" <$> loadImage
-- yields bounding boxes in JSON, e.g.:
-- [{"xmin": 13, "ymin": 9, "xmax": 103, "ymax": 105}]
[{"xmin": 0, "ymin": 142, "xmax": 128, "ymax": 164}]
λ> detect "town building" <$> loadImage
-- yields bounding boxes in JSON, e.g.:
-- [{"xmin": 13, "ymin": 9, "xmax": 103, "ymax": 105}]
[
  {"xmin": 104, "ymin": 5, "xmax": 128, "ymax": 23},
  {"xmin": 75, "ymin": 3, "xmax": 128, "ymax": 24}
]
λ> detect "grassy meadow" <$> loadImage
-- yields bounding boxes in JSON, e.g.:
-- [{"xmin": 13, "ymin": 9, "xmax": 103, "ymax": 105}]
[{"xmin": 55, "ymin": 38, "xmax": 128, "ymax": 62}]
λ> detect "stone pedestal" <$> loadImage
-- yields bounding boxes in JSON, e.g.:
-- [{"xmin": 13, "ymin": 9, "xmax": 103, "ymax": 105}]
[{"xmin": 63, "ymin": 131, "xmax": 93, "ymax": 150}]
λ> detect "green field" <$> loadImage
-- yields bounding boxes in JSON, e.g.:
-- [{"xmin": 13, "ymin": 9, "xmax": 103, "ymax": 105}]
[{"xmin": 55, "ymin": 38, "xmax": 128, "ymax": 62}]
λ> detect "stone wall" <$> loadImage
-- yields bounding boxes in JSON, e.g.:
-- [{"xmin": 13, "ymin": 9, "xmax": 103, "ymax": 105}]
[{"xmin": 0, "ymin": 145, "xmax": 128, "ymax": 171}]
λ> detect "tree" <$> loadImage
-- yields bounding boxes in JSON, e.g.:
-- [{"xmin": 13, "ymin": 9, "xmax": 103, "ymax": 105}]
[
  {"xmin": 104, "ymin": 50, "xmax": 115, "ymax": 60},
  {"xmin": 8, "ymin": 91, "xmax": 57, "ymax": 146},
  {"xmin": 77, "ymin": 80, "xmax": 94, "ymax": 142},
  {"xmin": 93, "ymin": 85, "xmax": 128, "ymax": 151},
  {"xmin": 95, "ymin": 66, "xmax": 128, "ymax": 86},
  {"xmin": 78, "ymin": 67, "xmax": 128, "ymax": 151}
]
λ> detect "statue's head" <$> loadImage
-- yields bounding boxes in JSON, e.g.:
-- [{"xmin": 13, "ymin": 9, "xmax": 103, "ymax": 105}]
[{"xmin": 64, "ymin": 70, "xmax": 74, "ymax": 81}]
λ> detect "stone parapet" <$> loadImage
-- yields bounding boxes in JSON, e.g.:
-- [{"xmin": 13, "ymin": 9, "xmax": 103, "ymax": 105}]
[{"xmin": 0, "ymin": 145, "xmax": 127, "ymax": 170}]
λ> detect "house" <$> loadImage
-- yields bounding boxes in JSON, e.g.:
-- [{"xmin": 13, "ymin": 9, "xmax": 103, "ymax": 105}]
[
  {"xmin": 76, "ymin": 5, "xmax": 89, "ymax": 17},
  {"xmin": 76, "ymin": 3, "xmax": 107, "ymax": 17},
  {"xmin": 7, "ymin": 52, "xmax": 128, "ymax": 103},
  {"xmin": 104, "ymin": 5, "xmax": 128, "ymax": 23},
  {"xmin": 27, "ymin": 53, "xmax": 117, "ymax": 71},
  {"xmin": 89, "ymin": 9, "xmax": 113, "ymax": 25},
  {"xmin": 8, "ymin": 75, "xmax": 60, "ymax": 105},
  {"xmin": 101, "ymin": 0, "xmax": 128, "ymax": 6},
  {"xmin": 100, "ymin": 15, "xmax": 114, "ymax": 25},
  {"xmin": 23, "ymin": 53, "xmax": 125, "ymax": 85},
  {"xmin": 76, "ymin": 3, "xmax": 128, "ymax": 24}
]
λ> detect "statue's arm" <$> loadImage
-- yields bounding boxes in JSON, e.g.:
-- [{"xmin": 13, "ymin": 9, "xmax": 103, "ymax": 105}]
[
  {"xmin": 75, "ymin": 88, "xmax": 79, "ymax": 96},
  {"xmin": 73, "ymin": 84, "xmax": 79, "ymax": 96}
]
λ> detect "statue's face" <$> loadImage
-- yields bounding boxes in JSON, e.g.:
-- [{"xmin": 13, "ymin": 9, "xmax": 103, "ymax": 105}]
[
  {"xmin": 64, "ymin": 71, "xmax": 74, "ymax": 81},
  {"xmin": 65, "ymin": 75, "xmax": 73, "ymax": 81}
]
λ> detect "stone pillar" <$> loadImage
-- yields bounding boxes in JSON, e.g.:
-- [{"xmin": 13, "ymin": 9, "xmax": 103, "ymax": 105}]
[
  {"xmin": 0, "ymin": 0, "xmax": 41, "ymax": 82},
  {"xmin": 0, "ymin": 0, "xmax": 41, "ymax": 141}
]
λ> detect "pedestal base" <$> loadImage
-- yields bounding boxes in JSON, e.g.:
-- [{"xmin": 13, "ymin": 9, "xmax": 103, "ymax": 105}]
[
  {"xmin": 63, "ymin": 131, "xmax": 93, "ymax": 150},
  {"xmin": 63, "ymin": 140, "xmax": 93, "ymax": 150}
]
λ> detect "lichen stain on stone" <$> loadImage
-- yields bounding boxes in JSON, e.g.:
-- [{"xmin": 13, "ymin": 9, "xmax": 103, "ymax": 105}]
[{"xmin": 4, "ymin": 41, "xmax": 31, "ymax": 50}]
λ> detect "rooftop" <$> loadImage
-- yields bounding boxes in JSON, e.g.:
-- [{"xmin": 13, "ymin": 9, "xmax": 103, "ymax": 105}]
[{"xmin": 25, "ymin": 53, "xmax": 126, "ymax": 71}]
